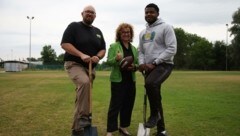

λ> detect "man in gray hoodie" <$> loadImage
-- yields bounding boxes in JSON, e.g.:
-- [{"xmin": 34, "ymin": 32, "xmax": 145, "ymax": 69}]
[{"xmin": 138, "ymin": 3, "xmax": 177, "ymax": 136}]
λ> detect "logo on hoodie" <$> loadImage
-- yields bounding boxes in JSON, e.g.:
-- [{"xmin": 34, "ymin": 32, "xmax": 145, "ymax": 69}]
[{"xmin": 142, "ymin": 31, "xmax": 155, "ymax": 43}]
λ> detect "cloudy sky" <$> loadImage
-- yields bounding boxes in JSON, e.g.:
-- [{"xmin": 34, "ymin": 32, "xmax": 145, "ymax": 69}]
[{"xmin": 0, "ymin": 0, "xmax": 239, "ymax": 61}]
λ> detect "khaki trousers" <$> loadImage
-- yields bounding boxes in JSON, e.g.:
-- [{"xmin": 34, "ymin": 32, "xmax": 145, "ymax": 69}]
[{"xmin": 64, "ymin": 61, "xmax": 95, "ymax": 131}]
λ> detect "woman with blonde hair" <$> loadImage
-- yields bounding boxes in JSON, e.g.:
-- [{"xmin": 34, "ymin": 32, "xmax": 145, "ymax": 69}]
[{"xmin": 106, "ymin": 23, "xmax": 138, "ymax": 136}]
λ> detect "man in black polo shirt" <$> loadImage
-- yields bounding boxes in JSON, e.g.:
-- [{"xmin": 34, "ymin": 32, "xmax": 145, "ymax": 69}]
[{"xmin": 61, "ymin": 5, "xmax": 106, "ymax": 136}]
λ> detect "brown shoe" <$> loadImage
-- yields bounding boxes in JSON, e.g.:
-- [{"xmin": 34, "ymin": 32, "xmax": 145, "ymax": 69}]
[{"xmin": 119, "ymin": 128, "xmax": 131, "ymax": 136}]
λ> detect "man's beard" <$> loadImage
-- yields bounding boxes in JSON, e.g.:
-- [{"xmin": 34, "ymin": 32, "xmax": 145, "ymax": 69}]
[
  {"xmin": 145, "ymin": 17, "xmax": 157, "ymax": 25},
  {"xmin": 84, "ymin": 18, "xmax": 94, "ymax": 25}
]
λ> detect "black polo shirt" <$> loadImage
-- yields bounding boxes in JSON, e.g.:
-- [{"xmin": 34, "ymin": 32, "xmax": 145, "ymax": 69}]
[{"xmin": 61, "ymin": 21, "xmax": 106, "ymax": 68}]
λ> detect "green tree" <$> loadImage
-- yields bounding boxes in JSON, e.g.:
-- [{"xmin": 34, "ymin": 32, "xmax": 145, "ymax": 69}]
[
  {"xmin": 174, "ymin": 28, "xmax": 188, "ymax": 69},
  {"xmin": 187, "ymin": 34, "xmax": 214, "ymax": 70},
  {"xmin": 212, "ymin": 41, "xmax": 226, "ymax": 70},
  {"xmin": 27, "ymin": 57, "xmax": 37, "ymax": 62},
  {"xmin": 56, "ymin": 53, "xmax": 64, "ymax": 64},
  {"xmin": 229, "ymin": 8, "xmax": 240, "ymax": 69},
  {"xmin": 40, "ymin": 45, "xmax": 57, "ymax": 64}
]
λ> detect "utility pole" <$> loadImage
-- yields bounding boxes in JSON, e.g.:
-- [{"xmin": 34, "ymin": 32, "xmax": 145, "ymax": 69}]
[
  {"xmin": 27, "ymin": 16, "xmax": 34, "ymax": 61},
  {"xmin": 226, "ymin": 24, "xmax": 228, "ymax": 71}
]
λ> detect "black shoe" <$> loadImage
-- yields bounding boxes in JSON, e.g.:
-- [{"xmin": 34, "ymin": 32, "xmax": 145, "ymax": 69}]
[
  {"xmin": 119, "ymin": 128, "xmax": 131, "ymax": 136},
  {"xmin": 156, "ymin": 130, "xmax": 167, "ymax": 136},
  {"xmin": 144, "ymin": 113, "xmax": 160, "ymax": 128},
  {"xmin": 72, "ymin": 129, "xmax": 84, "ymax": 136}
]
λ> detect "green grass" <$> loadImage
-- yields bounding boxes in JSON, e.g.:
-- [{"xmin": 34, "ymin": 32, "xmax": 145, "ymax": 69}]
[{"xmin": 0, "ymin": 71, "xmax": 240, "ymax": 136}]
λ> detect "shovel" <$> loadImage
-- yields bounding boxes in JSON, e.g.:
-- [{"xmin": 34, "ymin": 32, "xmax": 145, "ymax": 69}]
[
  {"xmin": 84, "ymin": 59, "xmax": 98, "ymax": 136},
  {"xmin": 137, "ymin": 72, "xmax": 150, "ymax": 136}
]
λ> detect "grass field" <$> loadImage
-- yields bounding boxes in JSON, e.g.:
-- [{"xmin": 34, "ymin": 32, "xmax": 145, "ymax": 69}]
[{"xmin": 0, "ymin": 70, "xmax": 240, "ymax": 136}]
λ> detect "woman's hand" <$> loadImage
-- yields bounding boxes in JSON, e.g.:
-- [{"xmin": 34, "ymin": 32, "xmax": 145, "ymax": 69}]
[{"xmin": 115, "ymin": 51, "xmax": 122, "ymax": 62}]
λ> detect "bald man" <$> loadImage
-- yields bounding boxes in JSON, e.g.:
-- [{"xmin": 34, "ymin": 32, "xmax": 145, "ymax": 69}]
[{"xmin": 61, "ymin": 5, "xmax": 106, "ymax": 136}]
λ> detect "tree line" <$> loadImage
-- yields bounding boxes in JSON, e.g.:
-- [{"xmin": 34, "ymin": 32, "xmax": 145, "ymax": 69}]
[{"xmin": 36, "ymin": 8, "xmax": 240, "ymax": 70}]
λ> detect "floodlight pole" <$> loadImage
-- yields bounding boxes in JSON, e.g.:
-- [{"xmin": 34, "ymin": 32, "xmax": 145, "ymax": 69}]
[
  {"xmin": 225, "ymin": 24, "xmax": 228, "ymax": 71},
  {"xmin": 27, "ymin": 16, "xmax": 34, "ymax": 61}
]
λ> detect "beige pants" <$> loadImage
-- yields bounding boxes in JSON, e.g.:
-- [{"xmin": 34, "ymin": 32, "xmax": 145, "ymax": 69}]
[{"xmin": 64, "ymin": 61, "xmax": 95, "ymax": 130}]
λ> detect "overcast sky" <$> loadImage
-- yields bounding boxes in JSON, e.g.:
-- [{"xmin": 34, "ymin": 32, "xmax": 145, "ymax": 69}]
[{"xmin": 0, "ymin": 0, "xmax": 239, "ymax": 61}]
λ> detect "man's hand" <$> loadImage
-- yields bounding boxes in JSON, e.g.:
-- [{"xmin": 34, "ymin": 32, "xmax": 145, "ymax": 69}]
[
  {"xmin": 139, "ymin": 64, "xmax": 156, "ymax": 72},
  {"xmin": 91, "ymin": 56, "xmax": 100, "ymax": 63},
  {"xmin": 138, "ymin": 64, "xmax": 146, "ymax": 72},
  {"xmin": 145, "ymin": 64, "xmax": 156, "ymax": 72},
  {"xmin": 81, "ymin": 54, "xmax": 91, "ymax": 63}
]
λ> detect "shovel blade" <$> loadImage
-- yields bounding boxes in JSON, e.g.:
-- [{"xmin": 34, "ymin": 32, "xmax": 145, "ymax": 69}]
[
  {"xmin": 84, "ymin": 126, "xmax": 98, "ymax": 136},
  {"xmin": 137, "ymin": 123, "xmax": 150, "ymax": 136}
]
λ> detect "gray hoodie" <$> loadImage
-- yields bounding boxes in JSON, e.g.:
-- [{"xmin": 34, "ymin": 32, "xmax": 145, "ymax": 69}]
[{"xmin": 138, "ymin": 18, "xmax": 177, "ymax": 65}]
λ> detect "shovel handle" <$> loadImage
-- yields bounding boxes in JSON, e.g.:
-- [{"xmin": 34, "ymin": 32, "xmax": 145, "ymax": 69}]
[
  {"xmin": 142, "ymin": 71, "xmax": 147, "ymax": 124},
  {"xmin": 89, "ymin": 59, "xmax": 92, "ymax": 114}
]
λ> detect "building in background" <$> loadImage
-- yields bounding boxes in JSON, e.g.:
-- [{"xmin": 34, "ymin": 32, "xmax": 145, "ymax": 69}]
[{"xmin": 2, "ymin": 61, "xmax": 28, "ymax": 72}]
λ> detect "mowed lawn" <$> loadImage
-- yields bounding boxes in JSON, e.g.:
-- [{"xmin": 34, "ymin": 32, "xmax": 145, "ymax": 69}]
[{"xmin": 0, "ymin": 70, "xmax": 239, "ymax": 136}]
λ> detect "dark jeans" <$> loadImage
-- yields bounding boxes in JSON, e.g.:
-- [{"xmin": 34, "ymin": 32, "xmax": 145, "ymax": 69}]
[
  {"xmin": 145, "ymin": 63, "xmax": 173, "ymax": 131},
  {"xmin": 107, "ymin": 81, "xmax": 136, "ymax": 132}
]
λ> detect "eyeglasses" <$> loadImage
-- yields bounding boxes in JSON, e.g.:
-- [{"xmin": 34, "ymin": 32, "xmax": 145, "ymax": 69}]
[
  {"xmin": 121, "ymin": 31, "xmax": 130, "ymax": 34},
  {"xmin": 84, "ymin": 10, "xmax": 96, "ymax": 15}
]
